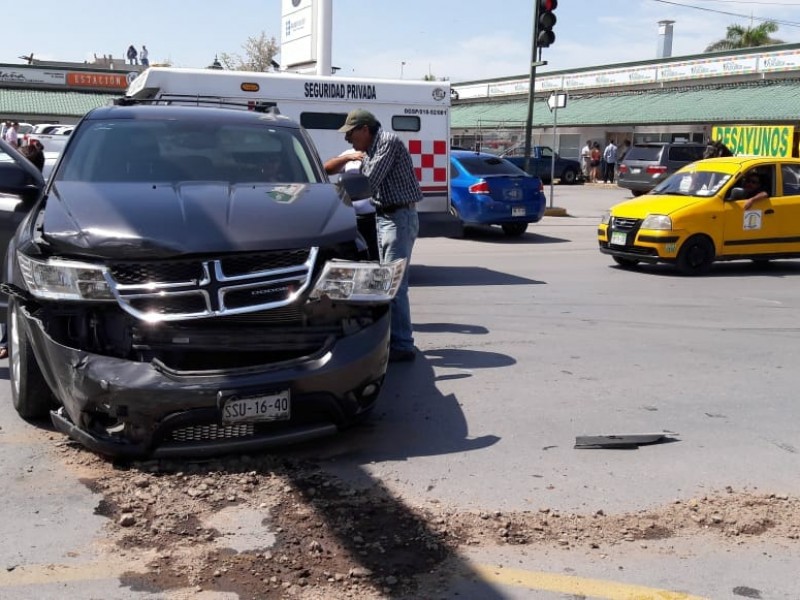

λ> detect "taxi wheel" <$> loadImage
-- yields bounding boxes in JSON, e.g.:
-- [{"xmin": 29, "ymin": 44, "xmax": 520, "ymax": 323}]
[
  {"xmin": 613, "ymin": 256, "xmax": 640, "ymax": 269},
  {"xmin": 677, "ymin": 235, "xmax": 714, "ymax": 275}
]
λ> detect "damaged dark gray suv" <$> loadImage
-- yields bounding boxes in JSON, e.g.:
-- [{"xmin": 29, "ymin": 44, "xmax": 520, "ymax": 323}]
[{"xmin": 0, "ymin": 104, "xmax": 404, "ymax": 459}]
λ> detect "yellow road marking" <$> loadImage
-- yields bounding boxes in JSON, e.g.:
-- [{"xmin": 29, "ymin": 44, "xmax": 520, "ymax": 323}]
[{"xmin": 474, "ymin": 564, "xmax": 709, "ymax": 600}]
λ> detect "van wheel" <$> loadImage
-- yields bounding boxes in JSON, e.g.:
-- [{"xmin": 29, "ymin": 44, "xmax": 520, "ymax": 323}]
[
  {"xmin": 631, "ymin": 190, "xmax": 647, "ymax": 197},
  {"xmin": 8, "ymin": 298, "xmax": 55, "ymax": 419},
  {"xmin": 613, "ymin": 256, "xmax": 640, "ymax": 269},
  {"xmin": 502, "ymin": 223, "xmax": 528, "ymax": 237},
  {"xmin": 560, "ymin": 168, "xmax": 578, "ymax": 185},
  {"xmin": 676, "ymin": 235, "xmax": 715, "ymax": 275}
]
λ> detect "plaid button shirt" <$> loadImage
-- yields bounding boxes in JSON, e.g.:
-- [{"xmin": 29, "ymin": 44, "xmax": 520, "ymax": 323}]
[{"xmin": 361, "ymin": 129, "xmax": 423, "ymax": 209}]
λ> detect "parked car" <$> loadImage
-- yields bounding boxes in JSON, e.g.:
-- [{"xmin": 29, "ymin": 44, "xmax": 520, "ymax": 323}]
[
  {"xmin": 0, "ymin": 104, "xmax": 405, "ymax": 459},
  {"xmin": 502, "ymin": 145, "xmax": 582, "ymax": 185},
  {"xmin": 450, "ymin": 149, "xmax": 546, "ymax": 237},
  {"xmin": 598, "ymin": 155, "xmax": 800, "ymax": 274},
  {"xmin": 617, "ymin": 142, "xmax": 706, "ymax": 196}
]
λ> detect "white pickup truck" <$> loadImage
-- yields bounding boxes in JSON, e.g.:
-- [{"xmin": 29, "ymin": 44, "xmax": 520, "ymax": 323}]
[{"xmin": 27, "ymin": 125, "xmax": 74, "ymax": 154}]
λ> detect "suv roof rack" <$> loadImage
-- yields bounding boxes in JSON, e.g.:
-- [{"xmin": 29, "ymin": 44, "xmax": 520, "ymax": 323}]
[{"xmin": 113, "ymin": 95, "xmax": 280, "ymax": 115}]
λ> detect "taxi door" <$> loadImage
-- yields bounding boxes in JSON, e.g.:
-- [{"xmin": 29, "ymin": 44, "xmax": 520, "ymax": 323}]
[
  {"xmin": 776, "ymin": 163, "xmax": 800, "ymax": 253},
  {"xmin": 721, "ymin": 165, "xmax": 781, "ymax": 256}
]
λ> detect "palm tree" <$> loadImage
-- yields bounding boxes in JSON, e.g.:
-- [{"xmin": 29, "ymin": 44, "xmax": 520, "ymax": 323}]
[{"xmin": 705, "ymin": 21, "xmax": 784, "ymax": 52}]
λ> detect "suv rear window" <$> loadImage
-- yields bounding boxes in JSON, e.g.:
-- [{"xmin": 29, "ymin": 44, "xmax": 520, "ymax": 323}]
[
  {"xmin": 624, "ymin": 145, "xmax": 663, "ymax": 161},
  {"xmin": 668, "ymin": 145, "xmax": 705, "ymax": 162}
]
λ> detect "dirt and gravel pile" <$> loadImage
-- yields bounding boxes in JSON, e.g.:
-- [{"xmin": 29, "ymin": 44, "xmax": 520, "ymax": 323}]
[{"xmin": 57, "ymin": 441, "xmax": 800, "ymax": 599}]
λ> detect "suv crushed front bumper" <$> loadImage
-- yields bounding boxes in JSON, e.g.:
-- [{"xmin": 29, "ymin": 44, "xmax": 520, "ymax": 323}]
[{"xmin": 18, "ymin": 304, "xmax": 390, "ymax": 459}]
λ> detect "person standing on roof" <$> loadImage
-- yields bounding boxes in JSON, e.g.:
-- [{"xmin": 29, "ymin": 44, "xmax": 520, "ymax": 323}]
[
  {"xmin": 330, "ymin": 109, "xmax": 422, "ymax": 362},
  {"xmin": 140, "ymin": 45, "xmax": 149, "ymax": 67},
  {"xmin": 126, "ymin": 45, "xmax": 138, "ymax": 65}
]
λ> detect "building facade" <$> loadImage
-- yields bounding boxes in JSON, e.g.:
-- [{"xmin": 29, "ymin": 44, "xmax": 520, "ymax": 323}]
[{"xmin": 450, "ymin": 43, "xmax": 800, "ymax": 161}]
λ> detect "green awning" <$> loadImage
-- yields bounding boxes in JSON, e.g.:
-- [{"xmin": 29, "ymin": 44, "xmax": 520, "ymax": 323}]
[
  {"xmin": 451, "ymin": 81, "xmax": 800, "ymax": 129},
  {"xmin": 0, "ymin": 88, "xmax": 115, "ymax": 118}
]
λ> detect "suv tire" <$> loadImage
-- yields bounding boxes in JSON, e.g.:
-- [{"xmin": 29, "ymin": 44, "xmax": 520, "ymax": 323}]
[{"xmin": 9, "ymin": 298, "xmax": 55, "ymax": 419}]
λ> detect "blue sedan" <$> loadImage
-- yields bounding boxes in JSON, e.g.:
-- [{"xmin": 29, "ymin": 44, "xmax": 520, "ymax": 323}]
[{"xmin": 450, "ymin": 150, "xmax": 546, "ymax": 237}]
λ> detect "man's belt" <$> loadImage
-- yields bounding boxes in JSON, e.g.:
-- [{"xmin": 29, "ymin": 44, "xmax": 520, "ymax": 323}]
[{"xmin": 374, "ymin": 203, "xmax": 412, "ymax": 216}]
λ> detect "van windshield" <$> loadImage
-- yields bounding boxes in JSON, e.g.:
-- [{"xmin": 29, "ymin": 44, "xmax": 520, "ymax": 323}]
[{"xmin": 652, "ymin": 170, "xmax": 731, "ymax": 197}]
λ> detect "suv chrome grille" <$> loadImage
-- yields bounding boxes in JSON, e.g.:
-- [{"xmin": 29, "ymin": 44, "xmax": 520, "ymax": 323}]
[{"xmin": 107, "ymin": 248, "xmax": 317, "ymax": 322}]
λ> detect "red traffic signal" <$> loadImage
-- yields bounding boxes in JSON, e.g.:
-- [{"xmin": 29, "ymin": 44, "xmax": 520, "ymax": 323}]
[{"xmin": 537, "ymin": 0, "xmax": 558, "ymax": 48}]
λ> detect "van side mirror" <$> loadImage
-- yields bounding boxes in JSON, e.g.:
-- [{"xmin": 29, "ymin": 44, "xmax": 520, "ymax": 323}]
[
  {"xmin": 728, "ymin": 187, "xmax": 746, "ymax": 201},
  {"xmin": 335, "ymin": 171, "xmax": 372, "ymax": 202}
]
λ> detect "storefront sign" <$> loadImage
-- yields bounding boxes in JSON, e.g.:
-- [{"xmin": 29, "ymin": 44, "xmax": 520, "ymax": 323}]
[
  {"xmin": 711, "ymin": 124, "xmax": 795, "ymax": 158},
  {"xmin": 66, "ymin": 72, "xmax": 134, "ymax": 90},
  {"xmin": 0, "ymin": 68, "xmax": 65, "ymax": 86}
]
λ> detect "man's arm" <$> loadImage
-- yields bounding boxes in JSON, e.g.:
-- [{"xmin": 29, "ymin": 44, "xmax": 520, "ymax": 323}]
[
  {"xmin": 324, "ymin": 152, "xmax": 363, "ymax": 175},
  {"xmin": 743, "ymin": 191, "xmax": 769, "ymax": 210}
]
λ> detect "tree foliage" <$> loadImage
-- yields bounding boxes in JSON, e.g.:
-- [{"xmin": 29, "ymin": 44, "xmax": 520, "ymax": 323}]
[
  {"xmin": 705, "ymin": 21, "xmax": 784, "ymax": 52},
  {"xmin": 219, "ymin": 32, "xmax": 280, "ymax": 71}
]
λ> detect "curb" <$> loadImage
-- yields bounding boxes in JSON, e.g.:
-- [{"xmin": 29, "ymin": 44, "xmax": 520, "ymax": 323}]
[{"xmin": 544, "ymin": 206, "xmax": 569, "ymax": 217}]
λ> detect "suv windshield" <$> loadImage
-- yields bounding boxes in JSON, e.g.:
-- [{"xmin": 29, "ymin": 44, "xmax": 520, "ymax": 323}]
[
  {"xmin": 652, "ymin": 170, "xmax": 732, "ymax": 197},
  {"xmin": 56, "ymin": 120, "xmax": 320, "ymax": 184}
]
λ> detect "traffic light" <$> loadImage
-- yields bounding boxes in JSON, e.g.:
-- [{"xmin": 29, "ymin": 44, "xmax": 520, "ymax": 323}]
[{"xmin": 537, "ymin": 0, "xmax": 557, "ymax": 48}]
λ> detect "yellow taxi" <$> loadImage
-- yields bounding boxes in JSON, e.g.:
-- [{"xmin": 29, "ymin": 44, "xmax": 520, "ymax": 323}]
[{"xmin": 598, "ymin": 155, "xmax": 800, "ymax": 274}]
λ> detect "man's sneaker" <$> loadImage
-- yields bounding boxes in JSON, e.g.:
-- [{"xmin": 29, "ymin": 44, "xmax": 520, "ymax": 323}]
[{"xmin": 389, "ymin": 348, "xmax": 416, "ymax": 363}]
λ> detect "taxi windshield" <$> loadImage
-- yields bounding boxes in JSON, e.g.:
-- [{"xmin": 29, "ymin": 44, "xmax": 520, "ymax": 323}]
[{"xmin": 652, "ymin": 170, "xmax": 732, "ymax": 197}]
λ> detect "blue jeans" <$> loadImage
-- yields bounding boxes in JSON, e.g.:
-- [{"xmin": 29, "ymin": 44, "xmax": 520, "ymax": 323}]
[{"xmin": 377, "ymin": 207, "xmax": 419, "ymax": 352}]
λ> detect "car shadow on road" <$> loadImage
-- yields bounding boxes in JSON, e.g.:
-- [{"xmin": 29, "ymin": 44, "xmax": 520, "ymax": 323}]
[
  {"xmin": 611, "ymin": 260, "xmax": 800, "ymax": 278},
  {"xmin": 459, "ymin": 226, "xmax": 570, "ymax": 244},
  {"xmin": 410, "ymin": 264, "xmax": 544, "ymax": 287},
  {"xmin": 279, "ymin": 332, "xmax": 512, "ymax": 598}
]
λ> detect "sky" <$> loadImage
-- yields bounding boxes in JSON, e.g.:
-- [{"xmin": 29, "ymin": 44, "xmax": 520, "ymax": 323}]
[{"xmin": 4, "ymin": 0, "xmax": 800, "ymax": 83}]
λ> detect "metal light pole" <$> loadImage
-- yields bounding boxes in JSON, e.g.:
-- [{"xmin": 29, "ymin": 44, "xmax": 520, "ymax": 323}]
[
  {"xmin": 523, "ymin": 3, "xmax": 547, "ymax": 174},
  {"xmin": 400, "ymin": 61, "xmax": 406, "ymax": 79}
]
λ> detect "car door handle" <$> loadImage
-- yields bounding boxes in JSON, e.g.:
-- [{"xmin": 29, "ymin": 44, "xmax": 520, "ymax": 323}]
[{"xmin": 765, "ymin": 209, "xmax": 775, "ymax": 214}]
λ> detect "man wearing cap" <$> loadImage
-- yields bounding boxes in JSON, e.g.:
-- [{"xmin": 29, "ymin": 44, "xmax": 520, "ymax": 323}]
[{"xmin": 328, "ymin": 108, "xmax": 422, "ymax": 362}]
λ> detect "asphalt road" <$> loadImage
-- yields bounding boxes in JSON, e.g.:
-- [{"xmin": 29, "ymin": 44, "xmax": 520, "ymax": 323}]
[{"xmin": 1, "ymin": 183, "xmax": 799, "ymax": 599}]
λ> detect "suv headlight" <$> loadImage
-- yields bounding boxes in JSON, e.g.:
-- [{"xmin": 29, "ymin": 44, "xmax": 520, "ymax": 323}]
[
  {"xmin": 310, "ymin": 259, "xmax": 406, "ymax": 302},
  {"xmin": 641, "ymin": 214, "xmax": 672, "ymax": 230},
  {"xmin": 17, "ymin": 254, "xmax": 114, "ymax": 301},
  {"xmin": 600, "ymin": 211, "xmax": 611, "ymax": 225}
]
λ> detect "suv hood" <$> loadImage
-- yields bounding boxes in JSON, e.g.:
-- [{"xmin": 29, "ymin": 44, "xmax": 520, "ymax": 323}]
[
  {"xmin": 612, "ymin": 194, "xmax": 703, "ymax": 218},
  {"xmin": 40, "ymin": 182, "xmax": 356, "ymax": 259}
]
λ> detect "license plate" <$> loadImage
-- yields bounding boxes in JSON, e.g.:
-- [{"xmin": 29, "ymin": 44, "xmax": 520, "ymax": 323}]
[
  {"xmin": 610, "ymin": 231, "xmax": 627, "ymax": 246},
  {"xmin": 221, "ymin": 390, "xmax": 291, "ymax": 423},
  {"xmin": 631, "ymin": 168, "xmax": 641, "ymax": 174},
  {"xmin": 512, "ymin": 207, "xmax": 526, "ymax": 217}
]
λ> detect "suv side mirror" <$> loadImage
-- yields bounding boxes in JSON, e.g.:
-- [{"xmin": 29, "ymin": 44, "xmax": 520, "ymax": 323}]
[
  {"xmin": 335, "ymin": 171, "xmax": 372, "ymax": 202},
  {"xmin": 0, "ymin": 162, "xmax": 44, "ymax": 202}
]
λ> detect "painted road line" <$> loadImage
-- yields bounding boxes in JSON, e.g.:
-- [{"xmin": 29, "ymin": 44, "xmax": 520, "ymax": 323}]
[{"xmin": 474, "ymin": 563, "xmax": 709, "ymax": 600}]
